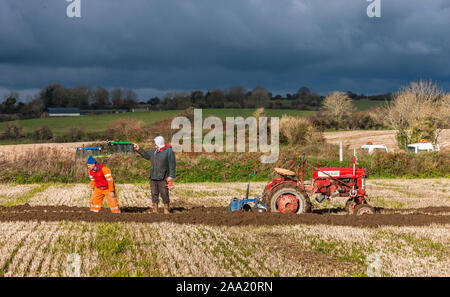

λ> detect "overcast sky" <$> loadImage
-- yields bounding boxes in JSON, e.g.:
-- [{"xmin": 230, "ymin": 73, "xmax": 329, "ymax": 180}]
[{"xmin": 1, "ymin": 0, "xmax": 449, "ymax": 101}]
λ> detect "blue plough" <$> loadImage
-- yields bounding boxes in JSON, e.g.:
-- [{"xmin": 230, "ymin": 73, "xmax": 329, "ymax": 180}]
[{"xmin": 227, "ymin": 172, "xmax": 267, "ymax": 213}]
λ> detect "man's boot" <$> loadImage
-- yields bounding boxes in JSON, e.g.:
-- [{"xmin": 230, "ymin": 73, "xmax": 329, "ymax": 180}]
[
  {"xmin": 164, "ymin": 203, "xmax": 170, "ymax": 214},
  {"xmin": 152, "ymin": 203, "xmax": 159, "ymax": 213}
]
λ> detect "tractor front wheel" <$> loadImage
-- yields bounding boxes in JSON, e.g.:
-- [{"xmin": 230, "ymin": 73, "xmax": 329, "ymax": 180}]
[
  {"xmin": 353, "ymin": 204, "xmax": 375, "ymax": 216},
  {"xmin": 264, "ymin": 183, "xmax": 311, "ymax": 214}
]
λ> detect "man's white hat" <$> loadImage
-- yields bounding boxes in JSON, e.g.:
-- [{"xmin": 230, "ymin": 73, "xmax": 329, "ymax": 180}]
[{"xmin": 154, "ymin": 136, "xmax": 165, "ymax": 149}]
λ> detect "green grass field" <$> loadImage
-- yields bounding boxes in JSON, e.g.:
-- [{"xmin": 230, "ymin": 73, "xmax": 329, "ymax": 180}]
[
  {"xmin": 0, "ymin": 109, "xmax": 316, "ymax": 138},
  {"xmin": 0, "ymin": 110, "xmax": 180, "ymax": 136},
  {"xmin": 352, "ymin": 99, "xmax": 386, "ymax": 111},
  {"xmin": 202, "ymin": 109, "xmax": 316, "ymax": 119},
  {"xmin": 0, "ymin": 101, "xmax": 382, "ymax": 143},
  {"xmin": 277, "ymin": 99, "xmax": 384, "ymax": 111}
]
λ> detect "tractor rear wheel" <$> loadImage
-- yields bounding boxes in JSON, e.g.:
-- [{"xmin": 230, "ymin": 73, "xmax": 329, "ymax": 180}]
[
  {"xmin": 353, "ymin": 204, "xmax": 375, "ymax": 216},
  {"xmin": 264, "ymin": 183, "xmax": 311, "ymax": 214}
]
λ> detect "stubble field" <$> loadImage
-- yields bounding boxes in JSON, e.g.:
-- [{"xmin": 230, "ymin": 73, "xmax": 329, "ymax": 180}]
[{"xmin": 0, "ymin": 179, "xmax": 448, "ymax": 277}]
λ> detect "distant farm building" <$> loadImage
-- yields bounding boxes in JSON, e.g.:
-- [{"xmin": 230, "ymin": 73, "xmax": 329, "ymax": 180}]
[
  {"xmin": 114, "ymin": 109, "xmax": 128, "ymax": 113},
  {"xmin": 86, "ymin": 109, "xmax": 128, "ymax": 114},
  {"xmin": 46, "ymin": 108, "xmax": 130, "ymax": 116},
  {"xmin": 131, "ymin": 108, "xmax": 149, "ymax": 112},
  {"xmin": 80, "ymin": 109, "xmax": 115, "ymax": 115},
  {"xmin": 47, "ymin": 108, "xmax": 81, "ymax": 117}
]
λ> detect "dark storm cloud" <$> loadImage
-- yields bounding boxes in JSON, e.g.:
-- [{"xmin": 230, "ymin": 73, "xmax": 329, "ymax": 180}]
[{"xmin": 1, "ymin": 0, "xmax": 450, "ymax": 99}]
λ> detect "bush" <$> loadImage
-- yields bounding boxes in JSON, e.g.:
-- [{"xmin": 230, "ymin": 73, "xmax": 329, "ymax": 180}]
[
  {"xmin": 178, "ymin": 107, "xmax": 195, "ymax": 122},
  {"xmin": 107, "ymin": 118, "xmax": 148, "ymax": 142},
  {"xmin": 309, "ymin": 111, "xmax": 385, "ymax": 131},
  {"xmin": 253, "ymin": 107, "xmax": 266, "ymax": 122},
  {"xmin": 272, "ymin": 101, "xmax": 284, "ymax": 109},
  {"xmin": 358, "ymin": 151, "xmax": 450, "ymax": 178},
  {"xmin": 85, "ymin": 131, "xmax": 108, "ymax": 141},
  {"xmin": 1, "ymin": 122, "xmax": 26, "ymax": 140},
  {"xmin": 32, "ymin": 126, "xmax": 53, "ymax": 141},
  {"xmin": 0, "ymin": 114, "xmax": 21, "ymax": 122},
  {"xmin": 223, "ymin": 102, "xmax": 242, "ymax": 109},
  {"xmin": 55, "ymin": 127, "xmax": 85, "ymax": 142},
  {"xmin": 147, "ymin": 117, "xmax": 176, "ymax": 143},
  {"xmin": 1, "ymin": 146, "xmax": 447, "ymax": 184},
  {"xmin": 348, "ymin": 111, "xmax": 384, "ymax": 130},
  {"xmin": 384, "ymin": 80, "xmax": 447, "ymax": 146},
  {"xmin": 321, "ymin": 91, "xmax": 355, "ymax": 121},
  {"xmin": 279, "ymin": 116, "xmax": 322, "ymax": 145}
]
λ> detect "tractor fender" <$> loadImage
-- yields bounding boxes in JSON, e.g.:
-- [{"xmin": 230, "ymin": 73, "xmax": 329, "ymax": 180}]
[{"xmin": 261, "ymin": 180, "xmax": 298, "ymax": 203}]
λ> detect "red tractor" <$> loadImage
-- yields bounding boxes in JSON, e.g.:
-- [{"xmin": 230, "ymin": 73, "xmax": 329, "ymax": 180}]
[{"xmin": 261, "ymin": 155, "xmax": 375, "ymax": 216}]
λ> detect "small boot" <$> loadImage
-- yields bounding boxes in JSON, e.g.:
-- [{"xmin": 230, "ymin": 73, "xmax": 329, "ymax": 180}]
[
  {"xmin": 152, "ymin": 203, "xmax": 159, "ymax": 213},
  {"xmin": 164, "ymin": 203, "xmax": 170, "ymax": 214}
]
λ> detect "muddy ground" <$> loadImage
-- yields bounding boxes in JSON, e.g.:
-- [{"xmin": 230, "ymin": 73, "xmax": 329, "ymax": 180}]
[{"xmin": 1, "ymin": 204, "xmax": 449, "ymax": 227}]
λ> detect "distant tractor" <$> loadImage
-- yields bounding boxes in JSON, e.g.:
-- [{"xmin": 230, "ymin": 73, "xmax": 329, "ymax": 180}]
[
  {"xmin": 105, "ymin": 141, "xmax": 134, "ymax": 154},
  {"xmin": 75, "ymin": 146, "xmax": 103, "ymax": 159},
  {"xmin": 75, "ymin": 141, "xmax": 134, "ymax": 159},
  {"xmin": 261, "ymin": 155, "xmax": 375, "ymax": 216}
]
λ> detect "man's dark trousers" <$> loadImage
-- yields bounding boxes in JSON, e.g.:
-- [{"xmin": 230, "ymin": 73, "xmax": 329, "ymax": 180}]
[{"xmin": 150, "ymin": 179, "xmax": 169, "ymax": 204}]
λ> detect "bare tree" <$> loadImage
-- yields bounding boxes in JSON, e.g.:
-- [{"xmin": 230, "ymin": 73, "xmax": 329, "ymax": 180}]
[
  {"xmin": 435, "ymin": 93, "xmax": 450, "ymax": 144},
  {"xmin": 123, "ymin": 89, "xmax": 138, "ymax": 109},
  {"xmin": 247, "ymin": 86, "xmax": 270, "ymax": 108},
  {"xmin": 384, "ymin": 80, "xmax": 447, "ymax": 147},
  {"xmin": 72, "ymin": 85, "xmax": 91, "ymax": 109},
  {"xmin": 297, "ymin": 86, "xmax": 311, "ymax": 95},
  {"xmin": 321, "ymin": 91, "xmax": 355, "ymax": 121},
  {"xmin": 1, "ymin": 92, "xmax": 19, "ymax": 113},
  {"xmin": 225, "ymin": 85, "xmax": 246, "ymax": 106},
  {"xmin": 207, "ymin": 89, "xmax": 226, "ymax": 108},
  {"xmin": 111, "ymin": 88, "xmax": 124, "ymax": 109},
  {"xmin": 91, "ymin": 87, "xmax": 110, "ymax": 109}
]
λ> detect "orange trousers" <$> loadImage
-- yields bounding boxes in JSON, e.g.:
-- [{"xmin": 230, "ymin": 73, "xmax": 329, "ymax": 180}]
[{"xmin": 90, "ymin": 188, "xmax": 120, "ymax": 213}]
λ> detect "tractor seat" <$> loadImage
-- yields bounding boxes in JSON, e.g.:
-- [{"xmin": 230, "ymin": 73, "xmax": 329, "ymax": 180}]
[{"xmin": 273, "ymin": 168, "xmax": 296, "ymax": 177}]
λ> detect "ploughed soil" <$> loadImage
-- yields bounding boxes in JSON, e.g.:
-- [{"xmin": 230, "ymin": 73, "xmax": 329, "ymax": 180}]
[{"xmin": 0, "ymin": 204, "xmax": 449, "ymax": 227}]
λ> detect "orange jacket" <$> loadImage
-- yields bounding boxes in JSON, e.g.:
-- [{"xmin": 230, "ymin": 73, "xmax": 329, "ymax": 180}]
[{"xmin": 88, "ymin": 164, "xmax": 114, "ymax": 191}]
